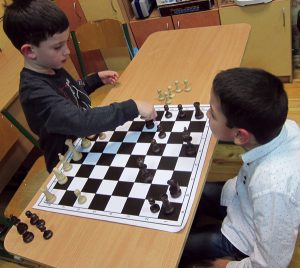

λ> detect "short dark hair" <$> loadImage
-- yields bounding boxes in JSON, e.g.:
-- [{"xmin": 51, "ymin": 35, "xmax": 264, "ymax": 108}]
[
  {"xmin": 212, "ymin": 67, "xmax": 288, "ymax": 144},
  {"xmin": 3, "ymin": 0, "xmax": 69, "ymax": 50}
]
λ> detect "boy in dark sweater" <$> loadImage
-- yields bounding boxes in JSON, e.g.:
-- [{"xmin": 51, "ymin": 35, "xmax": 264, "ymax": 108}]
[{"xmin": 3, "ymin": 0, "xmax": 157, "ymax": 172}]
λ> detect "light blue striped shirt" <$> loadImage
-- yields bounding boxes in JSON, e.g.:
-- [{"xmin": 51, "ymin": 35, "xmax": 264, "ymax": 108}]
[{"xmin": 221, "ymin": 120, "xmax": 300, "ymax": 268}]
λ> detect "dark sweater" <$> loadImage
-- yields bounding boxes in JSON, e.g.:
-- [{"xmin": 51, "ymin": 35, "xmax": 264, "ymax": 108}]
[{"xmin": 19, "ymin": 68, "xmax": 139, "ymax": 172}]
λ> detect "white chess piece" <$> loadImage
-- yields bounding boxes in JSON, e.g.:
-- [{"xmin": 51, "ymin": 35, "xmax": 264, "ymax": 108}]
[
  {"xmin": 157, "ymin": 89, "xmax": 165, "ymax": 101},
  {"xmin": 183, "ymin": 79, "xmax": 191, "ymax": 92},
  {"xmin": 164, "ymin": 91, "xmax": 172, "ymax": 105},
  {"xmin": 99, "ymin": 132, "xmax": 106, "ymax": 140},
  {"xmin": 81, "ymin": 137, "xmax": 91, "ymax": 148},
  {"xmin": 53, "ymin": 167, "xmax": 68, "ymax": 185},
  {"xmin": 167, "ymin": 85, "xmax": 175, "ymax": 98},
  {"xmin": 175, "ymin": 80, "xmax": 182, "ymax": 93},
  {"xmin": 74, "ymin": 189, "xmax": 87, "ymax": 204},
  {"xmin": 42, "ymin": 187, "xmax": 56, "ymax": 204},
  {"xmin": 58, "ymin": 153, "xmax": 72, "ymax": 172},
  {"xmin": 65, "ymin": 139, "xmax": 82, "ymax": 161}
]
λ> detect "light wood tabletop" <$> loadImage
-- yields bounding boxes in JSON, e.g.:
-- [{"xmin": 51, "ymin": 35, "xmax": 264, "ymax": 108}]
[{"xmin": 5, "ymin": 24, "xmax": 250, "ymax": 268}]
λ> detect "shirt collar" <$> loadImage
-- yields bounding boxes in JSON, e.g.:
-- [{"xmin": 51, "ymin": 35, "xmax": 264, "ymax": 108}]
[{"xmin": 241, "ymin": 124, "xmax": 287, "ymax": 164}]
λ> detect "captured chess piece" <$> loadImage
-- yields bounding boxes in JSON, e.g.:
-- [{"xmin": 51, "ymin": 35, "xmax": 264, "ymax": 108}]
[
  {"xmin": 178, "ymin": 104, "xmax": 186, "ymax": 119},
  {"xmin": 167, "ymin": 178, "xmax": 182, "ymax": 198},
  {"xmin": 53, "ymin": 167, "xmax": 68, "ymax": 185},
  {"xmin": 160, "ymin": 193, "xmax": 174, "ymax": 215},
  {"xmin": 167, "ymin": 85, "xmax": 175, "ymax": 98},
  {"xmin": 183, "ymin": 79, "xmax": 191, "ymax": 92},
  {"xmin": 150, "ymin": 139, "xmax": 161, "ymax": 154},
  {"xmin": 145, "ymin": 120, "xmax": 154, "ymax": 129},
  {"xmin": 157, "ymin": 124, "xmax": 166, "ymax": 139},
  {"xmin": 148, "ymin": 198, "xmax": 160, "ymax": 213},
  {"xmin": 74, "ymin": 189, "xmax": 87, "ymax": 204},
  {"xmin": 25, "ymin": 210, "xmax": 53, "ymax": 239},
  {"xmin": 164, "ymin": 104, "xmax": 172, "ymax": 119},
  {"xmin": 10, "ymin": 215, "xmax": 34, "ymax": 243},
  {"xmin": 194, "ymin": 101, "xmax": 204, "ymax": 119},
  {"xmin": 58, "ymin": 153, "xmax": 72, "ymax": 172},
  {"xmin": 81, "ymin": 137, "xmax": 91, "ymax": 148},
  {"xmin": 164, "ymin": 91, "xmax": 172, "ymax": 105},
  {"xmin": 174, "ymin": 80, "xmax": 182, "ymax": 93},
  {"xmin": 157, "ymin": 89, "xmax": 165, "ymax": 101},
  {"xmin": 137, "ymin": 157, "xmax": 154, "ymax": 183}
]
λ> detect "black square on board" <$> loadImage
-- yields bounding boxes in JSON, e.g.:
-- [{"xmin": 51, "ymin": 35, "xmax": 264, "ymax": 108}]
[
  {"xmin": 121, "ymin": 198, "xmax": 145, "ymax": 216},
  {"xmin": 188, "ymin": 121, "xmax": 206, "ymax": 132},
  {"xmin": 176, "ymin": 110, "xmax": 193, "ymax": 121},
  {"xmin": 88, "ymin": 194, "xmax": 110, "ymax": 211},
  {"xmin": 157, "ymin": 156, "xmax": 178, "ymax": 170},
  {"xmin": 110, "ymin": 131, "xmax": 127, "ymax": 142},
  {"xmin": 146, "ymin": 184, "xmax": 169, "ymax": 200},
  {"xmin": 128, "ymin": 121, "xmax": 145, "ymax": 132},
  {"xmin": 168, "ymin": 132, "xmax": 184, "ymax": 144},
  {"xmin": 90, "ymin": 142, "xmax": 108, "ymax": 153},
  {"xmin": 96, "ymin": 153, "xmax": 115, "ymax": 166},
  {"xmin": 103, "ymin": 166, "xmax": 124, "ymax": 180},
  {"xmin": 137, "ymin": 132, "xmax": 156, "ymax": 143},
  {"xmin": 159, "ymin": 121, "xmax": 175, "ymax": 132},
  {"xmin": 53, "ymin": 177, "xmax": 73, "ymax": 190},
  {"xmin": 127, "ymin": 155, "xmax": 144, "ymax": 168},
  {"xmin": 112, "ymin": 181, "xmax": 134, "ymax": 197},
  {"xmin": 81, "ymin": 179, "xmax": 102, "ymax": 193},
  {"xmin": 172, "ymin": 171, "xmax": 191, "ymax": 187},
  {"xmin": 117, "ymin": 143, "xmax": 135, "ymax": 154},
  {"xmin": 155, "ymin": 110, "xmax": 164, "ymax": 121},
  {"xmin": 158, "ymin": 202, "xmax": 182, "ymax": 221},
  {"xmin": 76, "ymin": 164, "xmax": 94, "ymax": 178},
  {"xmin": 69, "ymin": 152, "xmax": 88, "ymax": 164},
  {"xmin": 58, "ymin": 191, "xmax": 77, "ymax": 206}
]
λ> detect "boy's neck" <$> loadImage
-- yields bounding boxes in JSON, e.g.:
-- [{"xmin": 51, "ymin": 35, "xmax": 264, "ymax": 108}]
[{"xmin": 24, "ymin": 59, "xmax": 56, "ymax": 75}]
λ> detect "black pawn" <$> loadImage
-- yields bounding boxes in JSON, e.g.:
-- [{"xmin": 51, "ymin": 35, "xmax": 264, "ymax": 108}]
[
  {"xmin": 148, "ymin": 198, "xmax": 160, "ymax": 213},
  {"xmin": 177, "ymin": 104, "xmax": 186, "ymax": 119},
  {"xmin": 150, "ymin": 139, "xmax": 161, "ymax": 154},
  {"xmin": 10, "ymin": 215, "xmax": 20, "ymax": 226},
  {"xmin": 22, "ymin": 231, "xmax": 34, "ymax": 243},
  {"xmin": 145, "ymin": 120, "xmax": 154, "ymax": 129},
  {"xmin": 194, "ymin": 101, "xmax": 204, "ymax": 119},
  {"xmin": 182, "ymin": 127, "xmax": 192, "ymax": 143},
  {"xmin": 25, "ymin": 210, "xmax": 32, "ymax": 218},
  {"xmin": 160, "ymin": 194, "xmax": 174, "ymax": 215},
  {"xmin": 17, "ymin": 222, "xmax": 28, "ymax": 235},
  {"xmin": 137, "ymin": 157, "xmax": 153, "ymax": 183},
  {"xmin": 43, "ymin": 229, "xmax": 53, "ymax": 240},
  {"xmin": 164, "ymin": 104, "xmax": 172, "ymax": 119},
  {"xmin": 167, "ymin": 178, "xmax": 182, "ymax": 198},
  {"xmin": 157, "ymin": 124, "xmax": 166, "ymax": 139},
  {"xmin": 29, "ymin": 213, "xmax": 39, "ymax": 225},
  {"xmin": 185, "ymin": 139, "xmax": 197, "ymax": 156}
]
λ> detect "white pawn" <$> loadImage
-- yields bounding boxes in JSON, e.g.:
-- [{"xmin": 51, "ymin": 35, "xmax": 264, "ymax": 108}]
[
  {"xmin": 157, "ymin": 89, "xmax": 165, "ymax": 101},
  {"xmin": 58, "ymin": 153, "xmax": 72, "ymax": 172},
  {"xmin": 175, "ymin": 80, "xmax": 182, "ymax": 93},
  {"xmin": 65, "ymin": 139, "xmax": 82, "ymax": 161},
  {"xmin": 183, "ymin": 79, "xmax": 191, "ymax": 92},
  {"xmin": 99, "ymin": 132, "xmax": 106, "ymax": 140},
  {"xmin": 53, "ymin": 167, "xmax": 68, "ymax": 185},
  {"xmin": 42, "ymin": 187, "xmax": 56, "ymax": 204},
  {"xmin": 164, "ymin": 91, "xmax": 172, "ymax": 105},
  {"xmin": 81, "ymin": 137, "xmax": 91, "ymax": 148},
  {"xmin": 167, "ymin": 85, "xmax": 175, "ymax": 98},
  {"xmin": 74, "ymin": 189, "xmax": 87, "ymax": 204}
]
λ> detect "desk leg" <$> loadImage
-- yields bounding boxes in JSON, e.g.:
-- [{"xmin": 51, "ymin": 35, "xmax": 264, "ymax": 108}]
[{"xmin": 1, "ymin": 110, "xmax": 40, "ymax": 149}]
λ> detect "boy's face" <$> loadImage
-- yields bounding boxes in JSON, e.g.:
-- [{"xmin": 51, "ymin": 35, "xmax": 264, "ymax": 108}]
[
  {"xmin": 30, "ymin": 28, "xmax": 70, "ymax": 70},
  {"xmin": 207, "ymin": 88, "xmax": 235, "ymax": 142}
]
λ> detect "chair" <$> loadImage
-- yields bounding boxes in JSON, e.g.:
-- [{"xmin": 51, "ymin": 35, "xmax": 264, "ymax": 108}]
[{"xmin": 71, "ymin": 19, "xmax": 133, "ymax": 77}]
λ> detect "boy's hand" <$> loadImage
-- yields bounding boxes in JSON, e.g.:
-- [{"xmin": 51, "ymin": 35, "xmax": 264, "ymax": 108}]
[
  {"xmin": 98, "ymin": 70, "xmax": 119, "ymax": 85},
  {"xmin": 135, "ymin": 100, "xmax": 157, "ymax": 121}
]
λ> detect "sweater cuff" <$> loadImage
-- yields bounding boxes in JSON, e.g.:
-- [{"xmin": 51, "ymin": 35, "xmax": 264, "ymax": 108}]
[
  {"xmin": 83, "ymin": 73, "xmax": 104, "ymax": 94},
  {"xmin": 120, "ymin": 99, "xmax": 139, "ymax": 120}
]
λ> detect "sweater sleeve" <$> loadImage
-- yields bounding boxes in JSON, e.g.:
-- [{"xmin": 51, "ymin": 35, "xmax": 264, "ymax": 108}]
[{"xmin": 80, "ymin": 73, "xmax": 104, "ymax": 95}]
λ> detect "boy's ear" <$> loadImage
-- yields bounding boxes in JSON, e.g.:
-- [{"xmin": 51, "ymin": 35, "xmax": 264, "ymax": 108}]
[
  {"xmin": 20, "ymin": 44, "xmax": 37, "ymax": 60},
  {"xmin": 233, "ymin": 128, "xmax": 251, "ymax": 146}
]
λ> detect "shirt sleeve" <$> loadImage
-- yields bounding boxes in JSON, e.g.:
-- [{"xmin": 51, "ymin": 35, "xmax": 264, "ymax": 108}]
[
  {"xmin": 226, "ymin": 193, "xmax": 298, "ymax": 268},
  {"xmin": 79, "ymin": 73, "xmax": 104, "ymax": 95},
  {"xmin": 220, "ymin": 176, "xmax": 237, "ymax": 207}
]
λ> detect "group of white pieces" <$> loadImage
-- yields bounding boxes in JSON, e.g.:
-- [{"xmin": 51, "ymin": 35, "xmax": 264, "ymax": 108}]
[
  {"xmin": 157, "ymin": 80, "xmax": 191, "ymax": 105},
  {"xmin": 41, "ymin": 136, "xmax": 97, "ymax": 205}
]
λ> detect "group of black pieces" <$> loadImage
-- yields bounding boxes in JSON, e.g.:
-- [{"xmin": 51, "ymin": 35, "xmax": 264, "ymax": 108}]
[
  {"xmin": 141, "ymin": 102, "xmax": 203, "ymax": 215},
  {"xmin": 10, "ymin": 211, "xmax": 53, "ymax": 243}
]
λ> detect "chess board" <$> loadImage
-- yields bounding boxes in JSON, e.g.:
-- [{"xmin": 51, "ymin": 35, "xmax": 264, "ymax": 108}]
[{"xmin": 33, "ymin": 104, "xmax": 212, "ymax": 232}]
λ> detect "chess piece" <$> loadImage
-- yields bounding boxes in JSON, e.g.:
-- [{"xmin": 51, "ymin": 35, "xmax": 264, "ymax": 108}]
[
  {"xmin": 174, "ymin": 80, "xmax": 182, "ymax": 93},
  {"xmin": 17, "ymin": 222, "xmax": 28, "ymax": 235},
  {"xmin": 42, "ymin": 187, "xmax": 56, "ymax": 204},
  {"xmin": 81, "ymin": 137, "xmax": 91, "ymax": 148},
  {"xmin": 178, "ymin": 104, "xmax": 186, "ymax": 119},
  {"xmin": 58, "ymin": 153, "xmax": 72, "ymax": 172},
  {"xmin": 183, "ymin": 79, "xmax": 191, "ymax": 92},
  {"xmin": 150, "ymin": 139, "xmax": 161, "ymax": 154},
  {"xmin": 74, "ymin": 189, "xmax": 87, "ymax": 204},
  {"xmin": 167, "ymin": 178, "xmax": 182, "ymax": 198},
  {"xmin": 194, "ymin": 102, "xmax": 204, "ymax": 119},
  {"xmin": 87, "ymin": 134, "xmax": 96, "ymax": 140},
  {"xmin": 157, "ymin": 89, "xmax": 165, "ymax": 101},
  {"xmin": 29, "ymin": 213, "xmax": 39, "ymax": 225},
  {"xmin": 137, "ymin": 157, "xmax": 153, "ymax": 183},
  {"xmin": 53, "ymin": 167, "xmax": 68, "ymax": 185},
  {"xmin": 160, "ymin": 194, "xmax": 174, "ymax": 215},
  {"xmin": 164, "ymin": 91, "xmax": 172, "ymax": 105},
  {"xmin": 99, "ymin": 132, "xmax": 106, "ymax": 140},
  {"xmin": 145, "ymin": 120, "xmax": 154, "ymax": 129},
  {"xmin": 43, "ymin": 229, "xmax": 53, "ymax": 240},
  {"xmin": 65, "ymin": 139, "xmax": 82, "ymax": 161},
  {"xmin": 22, "ymin": 231, "xmax": 34, "ymax": 243},
  {"xmin": 167, "ymin": 85, "xmax": 175, "ymax": 98},
  {"xmin": 185, "ymin": 139, "xmax": 197, "ymax": 156},
  {"xmin": 157, "ymin": 124, "xmax": 166, "ymax": 139},
  {"xmin": 164, "ymin": 104, "xmax": 172, "ymax": 119},
  {"xmin": 148, "ymin": 198, "xmax": 160, "ymax": 213},
  {"xmin": 182, "ymin": 127, "xmax": 192, "ymax": 143}
]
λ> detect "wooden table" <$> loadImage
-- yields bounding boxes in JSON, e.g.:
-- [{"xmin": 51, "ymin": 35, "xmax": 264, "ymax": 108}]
[{"xmin": 5, "ymin": 24, "xmax": 250, "ymax": 268}]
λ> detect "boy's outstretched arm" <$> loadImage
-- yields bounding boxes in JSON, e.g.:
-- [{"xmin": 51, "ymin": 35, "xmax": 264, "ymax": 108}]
[
  {"xmin": 98, "ymin": 70, "xmax": 119, "ymax": 85},
  {"xmin": 134, "ymin": 100, "xmax": 157, "ymax": 121}
]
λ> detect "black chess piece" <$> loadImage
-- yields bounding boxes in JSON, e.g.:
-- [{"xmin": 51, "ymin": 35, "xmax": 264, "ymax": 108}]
[
  {"xmin": 22, "ymin": 231, "xmax": 34, "ymax": 243},
  {"xmin": 43, "ymin": 229, "xmax": 53, "ymax": 240},
  {"xmin": 25, "ymin": 210, "xmax": 32, "ymax": 218},
  {"xmin": 10, "ymin": 215, "xmax": 20, "ymax": 226},
  {"xmin": 185, "ymin": 139, "xmax": 197, "ymax": 156},
  {"xmin": 150, "ymin": 139, "xmax": 161, "ymax": 154},
  {"xmin": 167, "ymin": 178, "xmax": 182, "ymax": 198},
  {"xmin": 160, "ymin": 194, "xmax": 174, "ymax": 215},
  {"xmin": 177, "ymin": 104, "xmax": 186, "ymax": 119},
  {"xmin": 194, "ymin": 101, "xmax": 204, "ymax": 119},
  {"xmin": 145, "ymin": 120, "xmax": 154, "ymax": 129},
  {"xmin": 17, "ymin": 222, "xmax": 28, "ymax": 235},
  {"xmin": 164, "ymin": 104, "xmax": 172, "ymax": 119},
  {"xmin": 148, "ymin": 198, "xmax": 160, "ymax": 213},
  {"xmin": 182, "ymin": 127, "xmax": 192, "ymax": 143},
  {"xmin": 29, "ymin": 213, "xmax": 39, "ymax": 225},
  {"xmin": 157, "ymin": 124, "xmax": 166, "ymax": 139},
  {"xmin": 137, "ymin": 157, "xmax": 153, "ymax": 183}
]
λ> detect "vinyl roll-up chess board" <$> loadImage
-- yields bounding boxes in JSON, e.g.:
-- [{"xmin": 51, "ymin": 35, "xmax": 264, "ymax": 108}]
[{"xmin": 33, "ymin": 104, "xmax": 212, "ymax": 232}]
